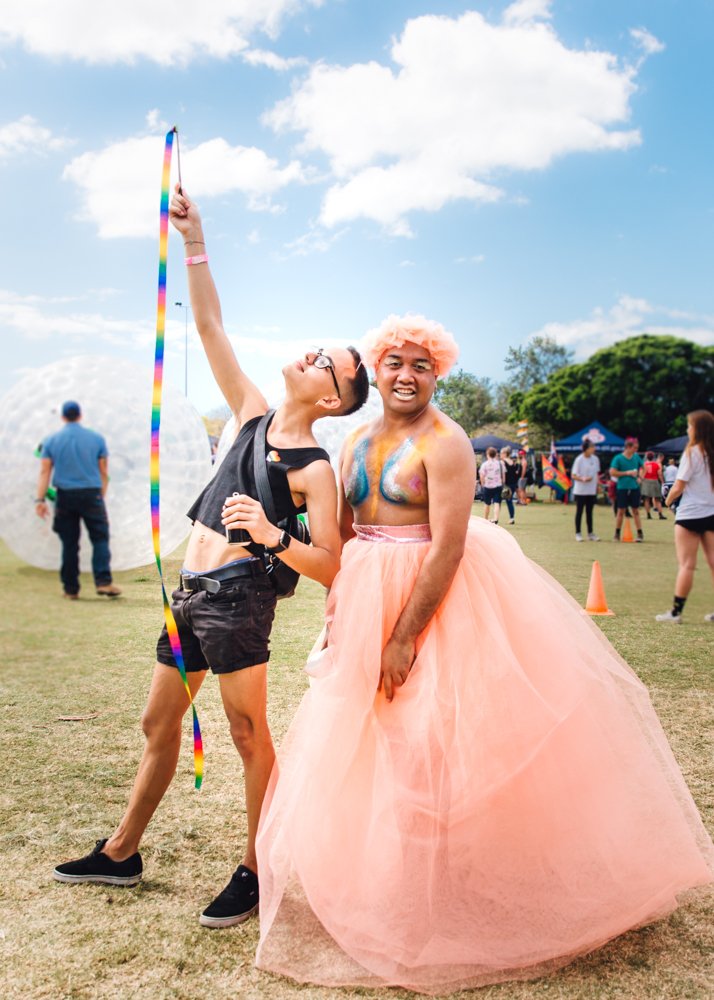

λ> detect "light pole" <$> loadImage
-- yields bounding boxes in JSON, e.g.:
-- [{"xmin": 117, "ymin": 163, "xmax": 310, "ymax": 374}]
[{"xmin": 174, "ymin": 301, "xmax": 189, "ymax": 395}]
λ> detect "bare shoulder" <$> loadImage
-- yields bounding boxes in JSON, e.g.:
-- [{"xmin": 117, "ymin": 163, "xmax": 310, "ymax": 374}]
[
  {"xmin": 340, "ymin": 419, "xmax": 379, "ymax": 459},
  {"xmin": 301, "ymin": 456, "xmax": 337, "ymax": 497},
  {"xmin": 425, "ymin": 407, "xmax": 473, "ymax": 462}
]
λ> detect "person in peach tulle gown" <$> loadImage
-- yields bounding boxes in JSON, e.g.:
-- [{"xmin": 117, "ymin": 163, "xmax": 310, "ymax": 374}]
[{"xmin": 255, "ymin": 315, "xmax": 714, "ymax": 994}]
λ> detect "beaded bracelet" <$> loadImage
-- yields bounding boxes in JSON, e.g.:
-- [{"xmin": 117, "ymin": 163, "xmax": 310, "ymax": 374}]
[
  {"xmin": 184, "ymin": 240, "xmax": 205, "ymax": 246},
  {"xmin": 185, "ymin": 254, "xmax": 209, "ymax": 266}
]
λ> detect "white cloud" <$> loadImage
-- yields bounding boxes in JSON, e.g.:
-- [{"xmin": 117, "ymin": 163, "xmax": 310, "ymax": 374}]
[
  {"xmin": 266, "ymin": 8, "xmax": 650, "ymax": 232},
  {"xmin": 0, "ymin": 115, "xmax": 69, "ymax": 161},
  {"xmin": 455, "ymin": 254, "xmax": 485, "ymax": 264},
  {"xmin": 278, "ymin": 224, "xmax": 346, "ymax": 257},
  {"xmin": 63, "ymin": 132, "xmax": 305, "ymax": 238},
  {"xmin": 529, "ymin": 295, "xmax": 714, "ymax": 358},
  {"xmin": 242, "ymin": 48, "xmax": 307, "ymax": 70},
  {"xmin": 630, "ymin": 28, "xmax": 665, "ymax": 56},
  {"xmin": 0, "ymin": 1, "xmax": 325, "ymax": 66},
  {"xmin": 0, "ymin": 289, "xmax": 154, "ymax": 346},
  {"xmin": 502, "ymin": 0, "xmax": 552, "ymax": 27}
]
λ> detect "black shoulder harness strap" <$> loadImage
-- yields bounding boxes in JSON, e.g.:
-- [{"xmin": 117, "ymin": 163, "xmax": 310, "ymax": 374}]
[{"xmin": 252, "ymin": 409, "xmax": 278, "ymax": 524}]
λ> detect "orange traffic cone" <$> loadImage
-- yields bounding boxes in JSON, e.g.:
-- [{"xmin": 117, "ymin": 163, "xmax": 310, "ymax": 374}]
[
  {"xmin": 585, "ymin": 560, "xmax": 615, "ymax": 616},
  {"xmin": 621, "ymin": 517, "xmax": 635, "ymax": 543}
]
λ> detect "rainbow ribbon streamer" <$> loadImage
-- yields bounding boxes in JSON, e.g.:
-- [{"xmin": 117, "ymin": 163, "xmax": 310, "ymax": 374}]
[{"xmin": 151, "ymin": 127, "xmax": 204, "ymax": 789}]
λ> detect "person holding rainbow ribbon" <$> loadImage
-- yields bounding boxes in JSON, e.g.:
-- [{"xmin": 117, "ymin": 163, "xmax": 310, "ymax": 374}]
[
  {"xmin": 53, "ymin": 187, "xmax": 369, "ymax": 929},
  {"xmin": 255, "ymin": 315, "xmax": 713, "ymax": 993}
]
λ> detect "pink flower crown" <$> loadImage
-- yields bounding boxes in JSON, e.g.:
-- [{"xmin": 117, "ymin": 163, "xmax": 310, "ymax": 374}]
[{"xmin": 361, "ymin": 313, "xmax": 459, "ymax": 378}]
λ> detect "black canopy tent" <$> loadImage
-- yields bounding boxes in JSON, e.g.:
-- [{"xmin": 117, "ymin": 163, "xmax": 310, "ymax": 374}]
[
  {"xmin": 470, "ymin": 434, "xmax": 521, "ymax": 452},
  {"xmin": 648, "ymin": 435, "xmax": 687, "ymax": 454}
]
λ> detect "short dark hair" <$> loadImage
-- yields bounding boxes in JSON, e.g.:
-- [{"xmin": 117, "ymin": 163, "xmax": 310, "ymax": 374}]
[
  {"xmin": 582, "ymin": 438, "xmax": 592, "ymax": 452},
  {"xmin": 339, "ymin": 346, "xmax": 370, "ymax": 416}
]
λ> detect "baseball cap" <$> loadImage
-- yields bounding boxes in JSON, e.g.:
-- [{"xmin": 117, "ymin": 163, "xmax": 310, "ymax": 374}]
[{"xmin": 61, "ymin": 400, "xmax": 81, "ymax": 419}]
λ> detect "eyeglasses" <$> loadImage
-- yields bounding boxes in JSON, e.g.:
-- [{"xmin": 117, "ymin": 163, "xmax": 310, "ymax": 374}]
[{"xmin": 306, "ymin": 348, "xmax": 341, "ymax": 399}]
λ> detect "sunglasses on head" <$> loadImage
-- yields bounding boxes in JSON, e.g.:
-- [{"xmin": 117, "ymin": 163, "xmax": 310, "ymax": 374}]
[{"xmin": 306, "ymin": 348, "xmax": 341, "ymax": 399}]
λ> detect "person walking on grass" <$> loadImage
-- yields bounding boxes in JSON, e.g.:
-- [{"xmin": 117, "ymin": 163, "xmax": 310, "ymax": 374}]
[
  {"xmin": 52, "ymin": 187, "xmax": 369, "ymax": 928},
  {"xmin": 571, "ymin": 438, "xmax": 600, "ymax": 542},
  {"xmin": 610, "ymin": 437, "xmax": 644, "ymax": 542},
  {"xmin": 479, "ymin": 446, "xmax": 504, "ymax": 524},
  {"xmin": 35, "ymin": 401, "xmax": 121, "ymax": 600},
  {"xmin": 662, "ymin": 457, "xmax": 679, "ymax": 503},
  {"xmin": 642, "ymin": 451, "xmax": 667, "ymax": 520},
  {"xmin": 500, "ymin": 446, "xmax": 518, "ymax": 524},
  {"xmin": 656, "ymin": 410, "xmax": 714, "ymax": 624},
  {"xmin": 516, "ymin": 448, "xmax": 529, "ymax": 505}
]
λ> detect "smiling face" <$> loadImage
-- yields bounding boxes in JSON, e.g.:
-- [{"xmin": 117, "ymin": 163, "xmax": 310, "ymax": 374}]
[{"xmin": 375, "ymin": 341, "xmax": 438, "ymax": 415}]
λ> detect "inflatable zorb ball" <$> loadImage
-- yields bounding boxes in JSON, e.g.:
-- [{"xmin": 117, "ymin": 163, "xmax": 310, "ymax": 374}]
[{"xmin": 0, "ymin": 356, "xmax": 213, "ymax": 572}]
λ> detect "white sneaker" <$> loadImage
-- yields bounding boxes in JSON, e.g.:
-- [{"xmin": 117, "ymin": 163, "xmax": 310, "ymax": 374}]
[
  {"xmin": 575, "ymin": 533, "xmax": 583, "ymax": 542},
  {"xmin": 705, "ymin": 613, "xmax": 714, "ymax": 623},
  {"xmin": 655, "ymin": 610, "xmax": 682, "ymax": 623},
  {"xmin": 588, "ymin": 533, "xmax": 601, "ymax": 541}
]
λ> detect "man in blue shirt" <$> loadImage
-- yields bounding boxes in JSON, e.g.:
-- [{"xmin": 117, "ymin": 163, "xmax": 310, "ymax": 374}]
[{"xmin": 35, "ymin": 401, "xmax": 121, "ymax": 599}]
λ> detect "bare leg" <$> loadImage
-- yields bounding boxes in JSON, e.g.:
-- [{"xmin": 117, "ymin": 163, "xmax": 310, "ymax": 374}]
[
  {"xmin": 673, "ymin": 525, "xmax": 701, "ymax": 598},
  {"xmin": 218, "ymin": 664, "xmax": 274, "ymax": 874},
  {"xmin": 632, "ymin": 508, "xmax": 643, "ymax": 532},
  {"xmin": 701, "ymin": 532, "xmax": 714, "ymax": 591},
  {"xmin": 492, "ymin": 501, "xmax": 501, "ymax": 523},
  {"xmin": 482, "ymin": 503, "xmax": 491, "ymax": 520},
  {"xmin": 104, "ymin": 664, "xmax": 207, "ymax": 861},
  {"xmin": 615, "ymin": 507, "xmax": 625, "ymax": 530}
]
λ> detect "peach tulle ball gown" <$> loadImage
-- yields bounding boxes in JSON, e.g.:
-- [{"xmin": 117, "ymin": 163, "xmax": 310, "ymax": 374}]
[{"xmin": 256, "ymin": 519, "xmax": 713, "ymax": 994}]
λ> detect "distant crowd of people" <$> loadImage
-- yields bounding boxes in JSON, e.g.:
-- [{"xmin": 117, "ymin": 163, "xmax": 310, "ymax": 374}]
[{"xmin": 473, "ymin": 412, "xmax": 714, "ymax": 624}]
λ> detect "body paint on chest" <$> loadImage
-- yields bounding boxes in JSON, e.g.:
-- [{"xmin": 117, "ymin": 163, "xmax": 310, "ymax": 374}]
[
  {"xmin": 344, "ymin": 437, "xmax": 370, "ymax": 507},
  {"xmin": 380, "ymin": 437, "xmax": 424, "ymax": 504}
]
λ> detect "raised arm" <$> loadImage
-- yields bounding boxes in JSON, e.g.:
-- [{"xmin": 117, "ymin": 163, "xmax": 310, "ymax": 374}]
[
  {"xmin": 380, "ymin": 425, "xmax": 475, "ymax": 701},
  {"xmin": 169, "ymin": 187, "xmax": 267, "ymax": 426}
]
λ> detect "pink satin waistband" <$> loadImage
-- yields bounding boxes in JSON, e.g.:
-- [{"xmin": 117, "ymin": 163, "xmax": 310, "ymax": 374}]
[{"xmin": 353, "ymin": 523, "xmax": 432, "ymax": 543}]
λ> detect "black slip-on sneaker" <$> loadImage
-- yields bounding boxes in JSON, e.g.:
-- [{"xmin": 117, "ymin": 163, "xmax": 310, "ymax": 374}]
[
  {"xmin": 199, "ymin": 865, "xmax": 259, "ymax": 928},
  {"xmin": 53, "ymin": 838, "xmax": 142, "ymax": 886}
]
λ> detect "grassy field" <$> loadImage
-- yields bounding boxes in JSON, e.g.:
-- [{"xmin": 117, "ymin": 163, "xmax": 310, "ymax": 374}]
[{"xmin": 2, "ymin": 499, "xmax": 713, "ymax": 999}]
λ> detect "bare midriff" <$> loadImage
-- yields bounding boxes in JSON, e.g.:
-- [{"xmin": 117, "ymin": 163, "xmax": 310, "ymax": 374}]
[{"xmin": 183, "ymin": 521, "xmax": 251, "ymax": 573}]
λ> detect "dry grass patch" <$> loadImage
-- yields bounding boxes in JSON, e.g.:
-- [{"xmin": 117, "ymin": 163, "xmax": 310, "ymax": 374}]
[{"xmin": 2, "ymin": 500, "xmax": 712, "ymax": 999}]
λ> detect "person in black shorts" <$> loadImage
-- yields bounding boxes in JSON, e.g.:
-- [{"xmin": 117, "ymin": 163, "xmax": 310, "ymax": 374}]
[
  {"xmin": 610, "ymin": 437, "xmax": 645, "ymax": 542},
  {"xmin": 53, "ymin": 187, "xmax": 370, "ymax": 927}
]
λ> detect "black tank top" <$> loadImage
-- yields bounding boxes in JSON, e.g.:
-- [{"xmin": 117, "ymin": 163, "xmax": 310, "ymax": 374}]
[{"xmin": 187, "ymin": 415, "xmax": 330, "ymax": 537}]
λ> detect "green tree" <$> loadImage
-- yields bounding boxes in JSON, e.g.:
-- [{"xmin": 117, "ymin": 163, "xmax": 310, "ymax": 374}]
[
  {"xmin": 513, "ymin": 335, "xmax": 714, "ymax": 442},
  {"xmin": 433, "ymin": 369, "xmax": 503, "ymax": 434},
  {"xmin": 504, "ymin": 335, "xmax": 574, "ymax": 393}
]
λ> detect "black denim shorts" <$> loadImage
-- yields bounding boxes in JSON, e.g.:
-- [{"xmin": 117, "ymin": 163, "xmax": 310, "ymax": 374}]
[
  {"xmin": 156, "ymin": 578, "xmax": 277, "ymax": 674},
  {"xmin": 616, "ymin": 487, "xmax": 641, "ymax": 510}
]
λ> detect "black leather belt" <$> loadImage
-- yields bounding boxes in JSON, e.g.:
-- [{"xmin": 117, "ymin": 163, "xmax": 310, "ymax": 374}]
[{"xmin": 180, "ymin": 559, "xmax": 265, "ymax": 594}]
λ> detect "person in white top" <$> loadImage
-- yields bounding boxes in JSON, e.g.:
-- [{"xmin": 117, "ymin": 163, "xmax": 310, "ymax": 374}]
[
  {"xmin": 571, "ymin": 438, "xmax": 601, "ymax": 542},
  {"xmin": 479, "ymin": 447, "xmax": 505, "ymax": 524},
  {"xmin": 662, "ymin": 458, "xmax": 679, "ymax": 502},
  {"xmin": 655, "ymin": 410, "xmax": 714, "ymax": 623}
]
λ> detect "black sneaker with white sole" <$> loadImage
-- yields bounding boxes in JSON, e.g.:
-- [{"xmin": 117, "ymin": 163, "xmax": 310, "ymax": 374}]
[
  {"xmin": 199, "ymin": 865, "xmax": 259, "ymax": 928},
  {"xmin": 53, "ymin": 838, "xmax": 142, "ymax": 886}
]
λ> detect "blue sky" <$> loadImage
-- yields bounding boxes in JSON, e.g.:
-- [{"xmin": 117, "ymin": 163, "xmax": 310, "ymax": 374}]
[{"xmin": 1, "ymin": 0, "xmax": 712, "ymax": 414}]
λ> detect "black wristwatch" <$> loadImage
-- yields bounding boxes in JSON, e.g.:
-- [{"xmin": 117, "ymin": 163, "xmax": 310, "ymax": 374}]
[{"xmin": 266, "ymin": 529, "xmax": 291, "ymax": 554}]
